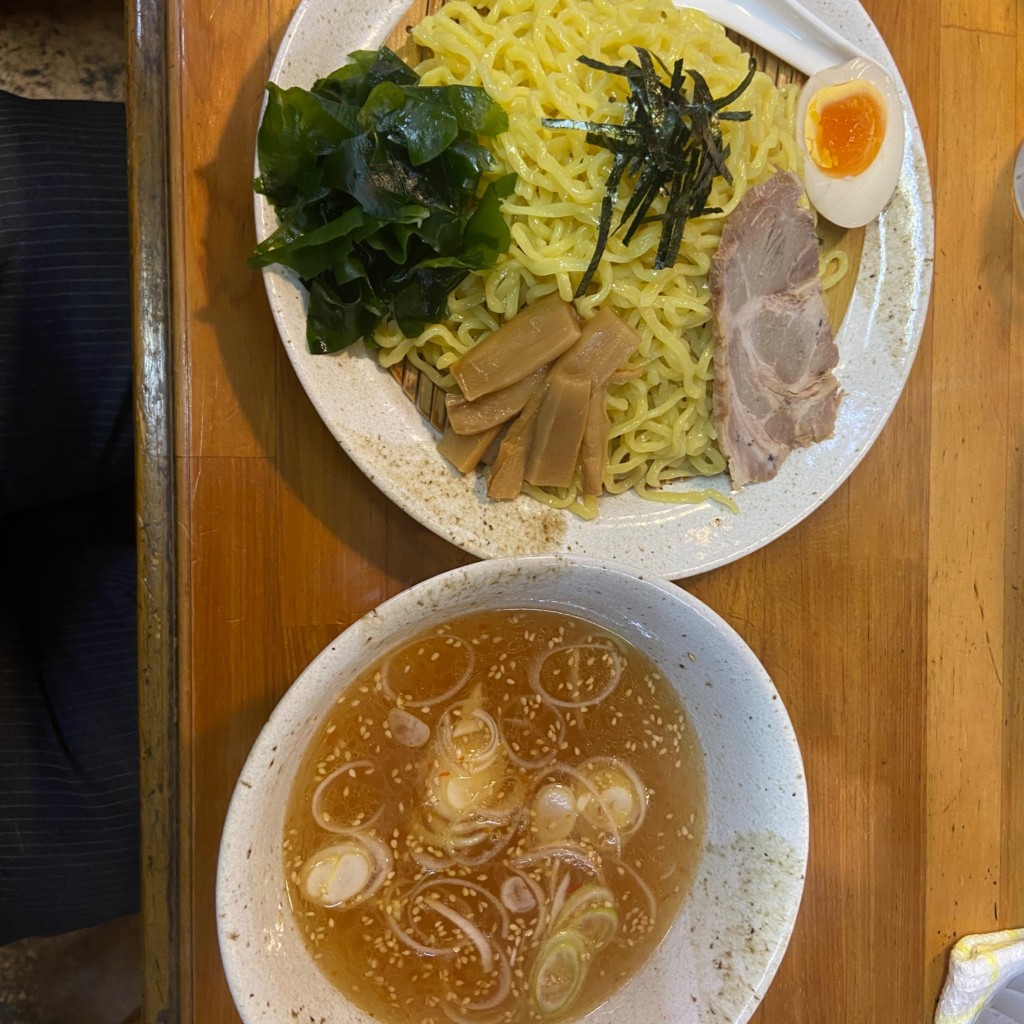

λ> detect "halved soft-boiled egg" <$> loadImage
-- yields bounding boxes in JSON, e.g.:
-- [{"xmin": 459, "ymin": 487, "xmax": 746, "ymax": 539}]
[{"xmin": 796, "ymin": 57, "xmax": 904, "ymax": 228}]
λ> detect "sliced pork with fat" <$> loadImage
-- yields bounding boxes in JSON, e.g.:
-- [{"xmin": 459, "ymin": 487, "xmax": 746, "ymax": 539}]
[{"xmin": 711, "ymin": 171, "xmax": 842, "ymax": 488}]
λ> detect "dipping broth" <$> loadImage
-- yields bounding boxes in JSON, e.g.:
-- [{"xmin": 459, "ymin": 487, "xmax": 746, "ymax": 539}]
[{"xmin": 283, "ymin": 608, "xmax": 706, "ymax": 1023}]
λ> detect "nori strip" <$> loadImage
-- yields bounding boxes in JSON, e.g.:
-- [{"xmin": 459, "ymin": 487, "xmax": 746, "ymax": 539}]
[{"xmin": 541, "ymin": 48, "xmax": 757, "ymax": 297}]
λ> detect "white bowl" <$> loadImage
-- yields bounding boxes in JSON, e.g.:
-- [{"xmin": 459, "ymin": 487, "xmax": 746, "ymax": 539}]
[{"xmin": 217, "ymin": 555, "xmax": 808, "ymax": 1023}]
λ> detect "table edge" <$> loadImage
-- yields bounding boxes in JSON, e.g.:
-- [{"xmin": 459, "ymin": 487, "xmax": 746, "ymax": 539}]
[{"xmin": 127, "ymin": 0, "xmax": 182, "ymax": 1020}]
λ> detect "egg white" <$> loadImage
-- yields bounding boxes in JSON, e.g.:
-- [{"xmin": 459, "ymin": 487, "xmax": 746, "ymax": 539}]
[{"xmin": 795, "ymin": 57, "xmax": 905, "ymax": 229}]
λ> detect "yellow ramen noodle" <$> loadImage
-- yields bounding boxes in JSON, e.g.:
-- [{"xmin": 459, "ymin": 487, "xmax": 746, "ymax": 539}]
[{"xmin": 373, "ymin": 0, "xmax": 803, "ymax": 517}]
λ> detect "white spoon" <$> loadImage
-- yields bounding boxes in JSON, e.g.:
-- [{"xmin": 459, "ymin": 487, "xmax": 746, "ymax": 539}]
[{"xmin": 678, "ymin": 0, "xmax": 865, "ymax": 75}]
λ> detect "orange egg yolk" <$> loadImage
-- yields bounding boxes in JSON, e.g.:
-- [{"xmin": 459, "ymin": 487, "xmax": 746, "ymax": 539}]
[{"xmin": 804, "ymin": 80, "xmax": 887, "ymax": 178}]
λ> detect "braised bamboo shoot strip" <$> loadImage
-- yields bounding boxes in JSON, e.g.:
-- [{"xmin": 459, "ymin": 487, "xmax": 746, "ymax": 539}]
[
  {"xmin": 542, "ymin": 49, "xmax": 756, "ymax": 297},
  {"xmin": 445, "ymin": 367, "xmax": 547, "ymax": 436},
  {"xmin": 557, "ymin": 307, "xmax": 643, "ymax": 494},
  {"xmin": 477, "ymin": 306, "xmax": 640, "ymax": 499},
  {"xmin": 450, "ymin": 294, "xmax": 580, "ymax": 401},
  {"xmin": 558, "ymin": 307, "xmax": 642, "ymax": 389},
  {"xmin": 524, "ymin": 374, "xmax": 592, "ymax": 488},
  {"xmin": 437, "ymin": 422, "xmax": 502, "ymax": 473},
  {"xmin": 580, "ymin": 389, "xmax": 610, "ymax": 496},
  {"xmin": 486, "ymin": 384, "xmax": 545, "ymax": 500},
  {"xmin": 486, "ymin": 427, "xmax": 534, "ymax": 500}
]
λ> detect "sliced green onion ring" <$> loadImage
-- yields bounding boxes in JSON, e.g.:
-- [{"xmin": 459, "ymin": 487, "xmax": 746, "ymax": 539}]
[
  {"xmin": 299, "ymin": 833, "xmax": 392, "ymax": 909},
  {"xmin": 551, "ymin": 883, "xmax": 619, "ymax": 952},
  {"xmin": 528, "ymin": 640, "xmax": 624, "ymax": 709},
  {"xmin": 531, "ymin": 932, "xmax": 587, "ymax": 1017}
]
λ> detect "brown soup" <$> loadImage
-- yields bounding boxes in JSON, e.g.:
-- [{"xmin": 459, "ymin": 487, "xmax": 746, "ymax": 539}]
[{"xmin": 283, "ymin": 608, "xmax": 706, "ymax": 1023}]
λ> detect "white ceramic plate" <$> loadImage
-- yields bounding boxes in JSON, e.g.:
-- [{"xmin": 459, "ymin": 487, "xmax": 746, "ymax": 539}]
[
  {"xmin": 217, "ymin": 555, "xmax": 808, "ymax": 1024},
  {"xmin": 256, "ymin": 0, "xmax": 933, "ymax": 580}
]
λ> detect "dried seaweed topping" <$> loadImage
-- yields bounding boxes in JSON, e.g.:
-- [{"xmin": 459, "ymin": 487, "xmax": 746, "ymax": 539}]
[
  {"xmin": 542, "ymin": 49, "xmax": 756, "ymax": 297},
  {"xmin": 251, "ymin": 47, "xmax": 514, "ymax": 353}
]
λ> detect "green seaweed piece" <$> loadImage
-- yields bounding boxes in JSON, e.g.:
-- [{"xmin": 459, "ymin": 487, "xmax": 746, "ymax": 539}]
[{"xmin": 251, "ymin": 46, "xmax": 514, "ymax": 353}]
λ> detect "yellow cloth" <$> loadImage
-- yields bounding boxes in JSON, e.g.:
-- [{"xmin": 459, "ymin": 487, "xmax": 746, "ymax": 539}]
[{"xmin": 936, "ymin": 929, "xmax": 1024, "ymax": 1023}]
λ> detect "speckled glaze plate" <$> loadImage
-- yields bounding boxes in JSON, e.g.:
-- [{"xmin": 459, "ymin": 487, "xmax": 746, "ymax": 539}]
[{"xmin": 256, "ymin": 0, "xmax": 933, "ymax": 580}]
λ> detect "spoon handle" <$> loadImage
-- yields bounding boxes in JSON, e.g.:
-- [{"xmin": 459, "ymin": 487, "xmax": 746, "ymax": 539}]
[{"xmin": 678, "ymin": 0, "xmax": 865, "ymax": 75}]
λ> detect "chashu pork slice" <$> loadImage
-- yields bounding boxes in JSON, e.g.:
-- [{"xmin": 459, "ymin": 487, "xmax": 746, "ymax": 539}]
[{"xmin": 711, "ymin": 171, "xmax": 842, "ymax": 488}]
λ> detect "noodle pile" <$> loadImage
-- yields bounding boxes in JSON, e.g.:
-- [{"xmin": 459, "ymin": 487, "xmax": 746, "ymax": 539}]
[{"xmin": 373, "ymin": 0, "xmax": 805, "ymax": 517}]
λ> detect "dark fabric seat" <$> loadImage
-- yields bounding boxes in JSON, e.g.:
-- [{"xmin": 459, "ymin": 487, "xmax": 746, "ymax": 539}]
[{"xmin": 0, "ymin": 89, "xmax": 138, "ymax": 943}]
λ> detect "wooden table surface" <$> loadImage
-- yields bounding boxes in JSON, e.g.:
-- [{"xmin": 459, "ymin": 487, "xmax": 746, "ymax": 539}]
[{"xmin": 128, "ymin": 0, "xmax": 1024, "ymax": 1020}]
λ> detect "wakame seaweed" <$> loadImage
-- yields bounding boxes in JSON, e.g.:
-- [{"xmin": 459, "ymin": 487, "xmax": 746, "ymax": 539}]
[
  {"xmin": 542, "ymin": 49, "xmax": 756, "ymax": 298},
  {"xmin": 251, "ymin": 47, "xmax": 515, "ymax": 354}
]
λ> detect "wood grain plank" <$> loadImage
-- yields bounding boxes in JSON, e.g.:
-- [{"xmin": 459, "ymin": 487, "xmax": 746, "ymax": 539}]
[
  {"xmin": 172, "ymin": 3, "xmax": 476, "ymax": 1013},
  {"xmin": 274, "ymin": 350, "xmax": 472, "ymax": 630},
  {"xmin": 941, "ymin": 0, "xmax": 1014, "ymax": 37},
  {"xmin": 860, "ymin": 0, "xmax": 943, "ymax": 1002},
  {"xmin": 177, "ymin": 0, "xmax": 286, "ymax": 460},
  {"xmin": 184, "ymin": 454, "xmax": 285, "ymax": 1023},
  {"xmin": 924, "ymin": 20, "xmax": 1017, "ymax": 1003},
  {"xmin": 709, "ymin": 466, "xmax": 926, "ymax": 1022},
  {"xmin": 274, "ymin": 352, "xmax": 395, "ymax": 628},
  {"xmin": 1002, "ymin": 12, "xmax": 1024, "ymax": 950},
  {"xmin": 170, "ymin": 8, "xmax": 280, "ymax": 1021},
  {"xmin": 690, "ymin": 4, "xmax": 941, "ymax": 970},
  {"xmin": 150, "ymin": 0, "xmax": 1023, "ymax": 1020}
]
